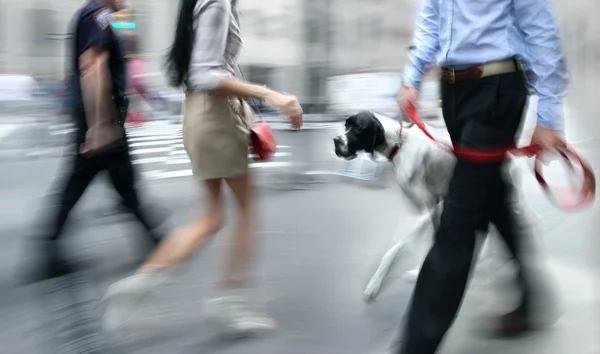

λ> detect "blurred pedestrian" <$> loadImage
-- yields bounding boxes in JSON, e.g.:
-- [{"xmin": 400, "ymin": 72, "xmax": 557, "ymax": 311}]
[
  {"xmin": 393, "ymin": 0, "xmax": 567, "ymax": 352},
  {"xmin": 125, "ymin": 35, "xmax": 151, "ymax": 126},
  {"xmin": 103, "ymin": 0, "xmax": 302, "ymax": 336},
  {"xmin": 19, "ymin": 0, "xmax": 166, "ymax": 284}
]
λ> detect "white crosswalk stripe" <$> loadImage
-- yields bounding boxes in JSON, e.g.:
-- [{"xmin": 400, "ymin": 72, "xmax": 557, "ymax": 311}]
[
  {"xmin": 123, "ymin": 121, "xmax": 295, "ymax": 181},
  {"xmin": 44, "ymin": 120, "xmax": 342, "ymax": 181}
]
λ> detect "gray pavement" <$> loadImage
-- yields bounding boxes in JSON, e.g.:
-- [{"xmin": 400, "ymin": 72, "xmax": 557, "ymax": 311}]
[
  {"xmin": 0, "ymin": 100, "xmax": 597, "ymax": 353},
  {"xmin": 0, "ymin": 167, "xmax": 596, "ymax": 353}
]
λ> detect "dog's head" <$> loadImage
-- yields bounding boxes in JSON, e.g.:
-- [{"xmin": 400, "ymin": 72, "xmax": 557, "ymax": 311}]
[{"xmin": 333, "ymin": 111, "xmax": 388, "ymax": 160}]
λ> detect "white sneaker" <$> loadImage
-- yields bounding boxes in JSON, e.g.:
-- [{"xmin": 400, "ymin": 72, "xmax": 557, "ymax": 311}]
[
  {"xmin": 102, "ymin": 271, "xmax": 168, "ymax": 333},
  {"xmin": 204, "ymin": 292, "xmax": 276, "ymax": 337}
]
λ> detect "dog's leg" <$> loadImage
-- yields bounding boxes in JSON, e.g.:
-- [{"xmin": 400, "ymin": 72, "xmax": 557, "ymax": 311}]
[
  {"xmin": 364, "ymin": 211, "xmax": 433, "ymax": 302},
  {"xmin": 403, "ymin": 201, "xmax": 443, "ymax": 282}
]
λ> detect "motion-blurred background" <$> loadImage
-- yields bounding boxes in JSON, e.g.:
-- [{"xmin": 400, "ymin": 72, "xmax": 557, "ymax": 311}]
[{"xmin": 0, "ymin": 0, "xmax": 598, "ymax": 353}]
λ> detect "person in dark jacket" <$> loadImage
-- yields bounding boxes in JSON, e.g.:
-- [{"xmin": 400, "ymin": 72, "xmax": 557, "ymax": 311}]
[{"xmin": 20, "ymin": 0, "xmax": 167, "ymax": 283}]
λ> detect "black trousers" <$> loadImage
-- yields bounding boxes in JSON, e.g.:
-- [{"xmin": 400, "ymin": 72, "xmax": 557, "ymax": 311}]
[
  {"xmin": 42, "ymin": 144, "xmax": 162, "ymax": 251},
  {"xmin": 397, "ymin": 71, "xmax": 532, "ymax": 354},
  {"xmin": 22, "ymin": 144, "xmax": 161, "ymax": 353}
]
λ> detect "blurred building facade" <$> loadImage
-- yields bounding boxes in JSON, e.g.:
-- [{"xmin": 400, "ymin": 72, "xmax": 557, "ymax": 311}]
[
  {"xmin": 0, "ymin": 0, "xmax": 414, "ymax": 104},
  {"xmin": 553, "ymin": 0, "xmax": 600, "ymax": 112},
  {"xmin": 301, "ymin": 0, "xmax": 416, "ymax": 109},
  {"xmin": 1, "ymin": 0, "xmax": 599, "ymax": 108}
]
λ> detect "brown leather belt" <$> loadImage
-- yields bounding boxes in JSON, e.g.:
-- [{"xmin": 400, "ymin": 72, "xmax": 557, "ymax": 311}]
[{"xmin": 441, "ymin": 59, "xmax": 518, "ymax": 84}]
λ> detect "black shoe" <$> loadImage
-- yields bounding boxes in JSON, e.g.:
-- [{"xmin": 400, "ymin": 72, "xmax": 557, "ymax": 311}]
[
  {"xmin": 492, "ymin": 307, "xmax": 532, "ymax": 337},
  {"xmin": 15, "ymin": 241, "xmax": 77, "ymax": 285},
  {"xmin": 17, "ymin": 258, "xmax": 77, "ymax": 285}
]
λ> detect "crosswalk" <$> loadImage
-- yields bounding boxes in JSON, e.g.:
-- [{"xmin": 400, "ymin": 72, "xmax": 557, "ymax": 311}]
[
  {"xmin": 125, "ymin": 121, "xmax": 297, "ymax": 181},
  {"xmin": 43, "ymin": 119, "xmax": 343, "ymax": 181}
]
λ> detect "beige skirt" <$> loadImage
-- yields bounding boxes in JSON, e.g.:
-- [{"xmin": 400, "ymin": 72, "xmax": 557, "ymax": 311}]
[{"xmin": 182, "ymin": 92, "xmax": 253, "ymax": 180}]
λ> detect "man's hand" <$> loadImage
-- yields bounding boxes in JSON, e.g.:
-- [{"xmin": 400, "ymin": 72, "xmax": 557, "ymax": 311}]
[
  {"xmin": 398, "ymin": 85, "xmax": 419, "ymax": 123},
  {"xmin": 80, "ymin": 123, "xmax": 122, "ymax": 157},
  {"xmin": 531, "ymin": 125, "xmax": 566, "ymax": 152}
]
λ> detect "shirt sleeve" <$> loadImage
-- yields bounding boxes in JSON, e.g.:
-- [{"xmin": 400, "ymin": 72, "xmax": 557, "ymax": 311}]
[
  {"xmin": 77, "ymin": 9, "xmax": 112, "ymax": 55},
  {"xmin": 187, "ymin": 0, "xmax": 231, "ymax": 90},
  {"xmin": 402, "ymin": 0, "xmax": 440, "ymax": 90},
  {"xmin": 514, "ymin": 0, "xmax": 568, "ymax": 131}
]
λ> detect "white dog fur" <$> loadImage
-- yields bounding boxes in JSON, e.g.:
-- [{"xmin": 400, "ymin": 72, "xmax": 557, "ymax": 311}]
[{"xmin": 345, "ymin": 113, "xmax": 539, "ymax": 302}]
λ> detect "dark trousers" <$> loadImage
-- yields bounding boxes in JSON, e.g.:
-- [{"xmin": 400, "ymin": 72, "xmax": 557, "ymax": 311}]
[
  {"xmin": 397, "ymin": 71, "xmax": 532, "ymax": 354},
  {"xmin": 27, "ymin": 143, "xmax": 165, "ymax": 274},
  {"xmin": 23, "ymin": 145, "xmax": 159, "ymax": 353},
  {"xmin": 46, "ymin": 146, "xmax": 162, "ymax": 243}
]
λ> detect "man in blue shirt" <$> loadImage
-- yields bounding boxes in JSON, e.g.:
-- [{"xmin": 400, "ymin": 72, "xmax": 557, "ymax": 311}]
[
  {"xmin": 21, "ymin": 0, "xmax": 165, "ymax": 283},
  {"xmin": 394, "ymin": 0, "xmax": 567, "ymax": 352}
]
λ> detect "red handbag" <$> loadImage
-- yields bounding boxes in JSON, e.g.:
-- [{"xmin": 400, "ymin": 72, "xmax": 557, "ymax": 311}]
[
  {"xmin": 234, "ymin": 66, "xmax": 276, "ymax": 161},
  {"xmin": 250, "ymin": 119, "xmax": 276, "ymax": 161}
]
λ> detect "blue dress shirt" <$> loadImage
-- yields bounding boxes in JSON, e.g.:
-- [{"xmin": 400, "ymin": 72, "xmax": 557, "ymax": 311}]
[{"xmin": 403, "ymin": 0, "xmax": 568, "ymax": 130}]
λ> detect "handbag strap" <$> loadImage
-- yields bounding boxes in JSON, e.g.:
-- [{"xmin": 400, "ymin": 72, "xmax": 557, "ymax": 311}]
[{"xmin": 235, "ymin": 63, "xmax": 265, "ymax": 123}]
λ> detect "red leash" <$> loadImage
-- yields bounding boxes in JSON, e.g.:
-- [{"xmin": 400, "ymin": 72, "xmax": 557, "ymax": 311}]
[{"xmin": 404, "ymin": 103, "xmax": 596, "ymax": 211}]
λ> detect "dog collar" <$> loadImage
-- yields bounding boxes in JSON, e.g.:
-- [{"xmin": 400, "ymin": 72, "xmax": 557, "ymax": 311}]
[
  {"xmin": 387, "ymin": 144, "xmax": 400, "ymax": 161},
  {"xmin": 386, "ymin": 120, "xmax": 404, "ymax": 161}
]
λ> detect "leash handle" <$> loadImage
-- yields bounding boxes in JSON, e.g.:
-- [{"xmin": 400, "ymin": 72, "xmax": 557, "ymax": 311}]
[
  {"xmin": 403, "ymin": 103, "xmax": 596, "ymax": 211},
  {"xmin": 533, "ymin": 146, "xmax": 596, "ymax": 210}
]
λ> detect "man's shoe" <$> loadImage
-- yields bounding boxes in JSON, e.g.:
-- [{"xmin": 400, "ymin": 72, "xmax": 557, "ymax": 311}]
[
  {"xmin": 16, "ymin": 257, "xmax": 76, "ymax": 285},
  {"xmin": 492, "ymin": 308, "xmax": 531, "ymax": 337},
  {"xmin": 485, "ymin": 293, "xmax": 562, "ymax": 338}
]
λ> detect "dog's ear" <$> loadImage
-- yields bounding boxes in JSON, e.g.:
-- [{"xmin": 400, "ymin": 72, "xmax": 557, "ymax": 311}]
[
  {"xmin": 371, "ymin": 117, "xmax": 387, "ymax": 147},
  {"xmin": 344, "ymin": 114, "xmax": 358, "ymax": 129}
]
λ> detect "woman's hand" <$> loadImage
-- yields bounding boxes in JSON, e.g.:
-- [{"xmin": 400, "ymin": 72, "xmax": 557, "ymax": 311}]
[{"xmin": 265, "ymin": 92, "xmax": 303, "ymax": 128}]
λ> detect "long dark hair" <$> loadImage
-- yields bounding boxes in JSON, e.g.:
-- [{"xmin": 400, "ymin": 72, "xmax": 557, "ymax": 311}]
[{"xmin": 165, "ymin": 0, "xmax": 199, "ymax": 88}]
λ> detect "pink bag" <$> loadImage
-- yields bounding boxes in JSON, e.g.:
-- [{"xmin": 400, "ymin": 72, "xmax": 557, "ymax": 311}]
[{"xmin": 128, "ymin": 58, "xmax": 148, "ymax": 97}]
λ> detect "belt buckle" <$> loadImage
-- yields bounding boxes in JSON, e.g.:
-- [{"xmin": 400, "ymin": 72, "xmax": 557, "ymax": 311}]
[{"xmin": 448, "ymin": 68, "xmax": 456, "ymax": 84}]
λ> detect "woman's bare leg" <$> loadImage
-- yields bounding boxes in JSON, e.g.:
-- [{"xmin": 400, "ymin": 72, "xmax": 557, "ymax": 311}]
[
  {"xmin": 104, "ymin": 178, "xmax": 222, "ymax": 297},
  {"xmin": 102, "ymin": 179, "xmax": 223, "ymax": 332},
  {"xmin": 204, "ymin": 172, "xmax": 276, "ymax": 333},
  {"xmin": 141, "ymin": 178, "xmax": 223, "ymax": 269},
  {"xmin": 220, "ymin": 173, "xmax": 254, "ymax": 289}
]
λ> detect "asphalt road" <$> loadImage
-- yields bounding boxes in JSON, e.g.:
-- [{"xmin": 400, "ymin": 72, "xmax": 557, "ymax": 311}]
[{"xmin": 0, "ymin": 99, "xmax": 597, "ymax": 353}]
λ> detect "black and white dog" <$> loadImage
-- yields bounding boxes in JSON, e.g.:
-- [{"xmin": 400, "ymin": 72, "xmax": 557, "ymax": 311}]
[{"xmin": 333, "ymin": 110, "xmax": 538, "ymax": 301}]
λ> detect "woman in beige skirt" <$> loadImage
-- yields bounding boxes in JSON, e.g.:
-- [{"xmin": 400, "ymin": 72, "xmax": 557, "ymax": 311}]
[{"xmin": 103, "ymin": 0, "xmax": 302, "ymax": 335}]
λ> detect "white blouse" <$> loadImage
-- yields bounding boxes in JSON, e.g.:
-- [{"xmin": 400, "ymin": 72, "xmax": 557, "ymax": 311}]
[{"xmin": 187, "ymin": 0, "xmax": 243, "ymax": 90}]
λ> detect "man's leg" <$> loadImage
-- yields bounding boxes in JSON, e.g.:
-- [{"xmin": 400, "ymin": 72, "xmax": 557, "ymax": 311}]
[
  {"xmin": 396, "ymin": 72, "xmax": 528, "ymax": 354},
  {"xmin": 397, "ymin": 159, "xmax": 499, "ymax": 353},
  {"xmin": 21, "ymin": 154, "xmax": 99, "ymax": 282},
  {"xmin": 48, "ymin": 156, "xmax": 99, "ymax": 240},
  {"xmin": 487, "ymin": 171, "xmax": 543, "ymax": 333},
  {"xmin": 105, "ymin": 149, "xmax": 166, "ymax": 246}
]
